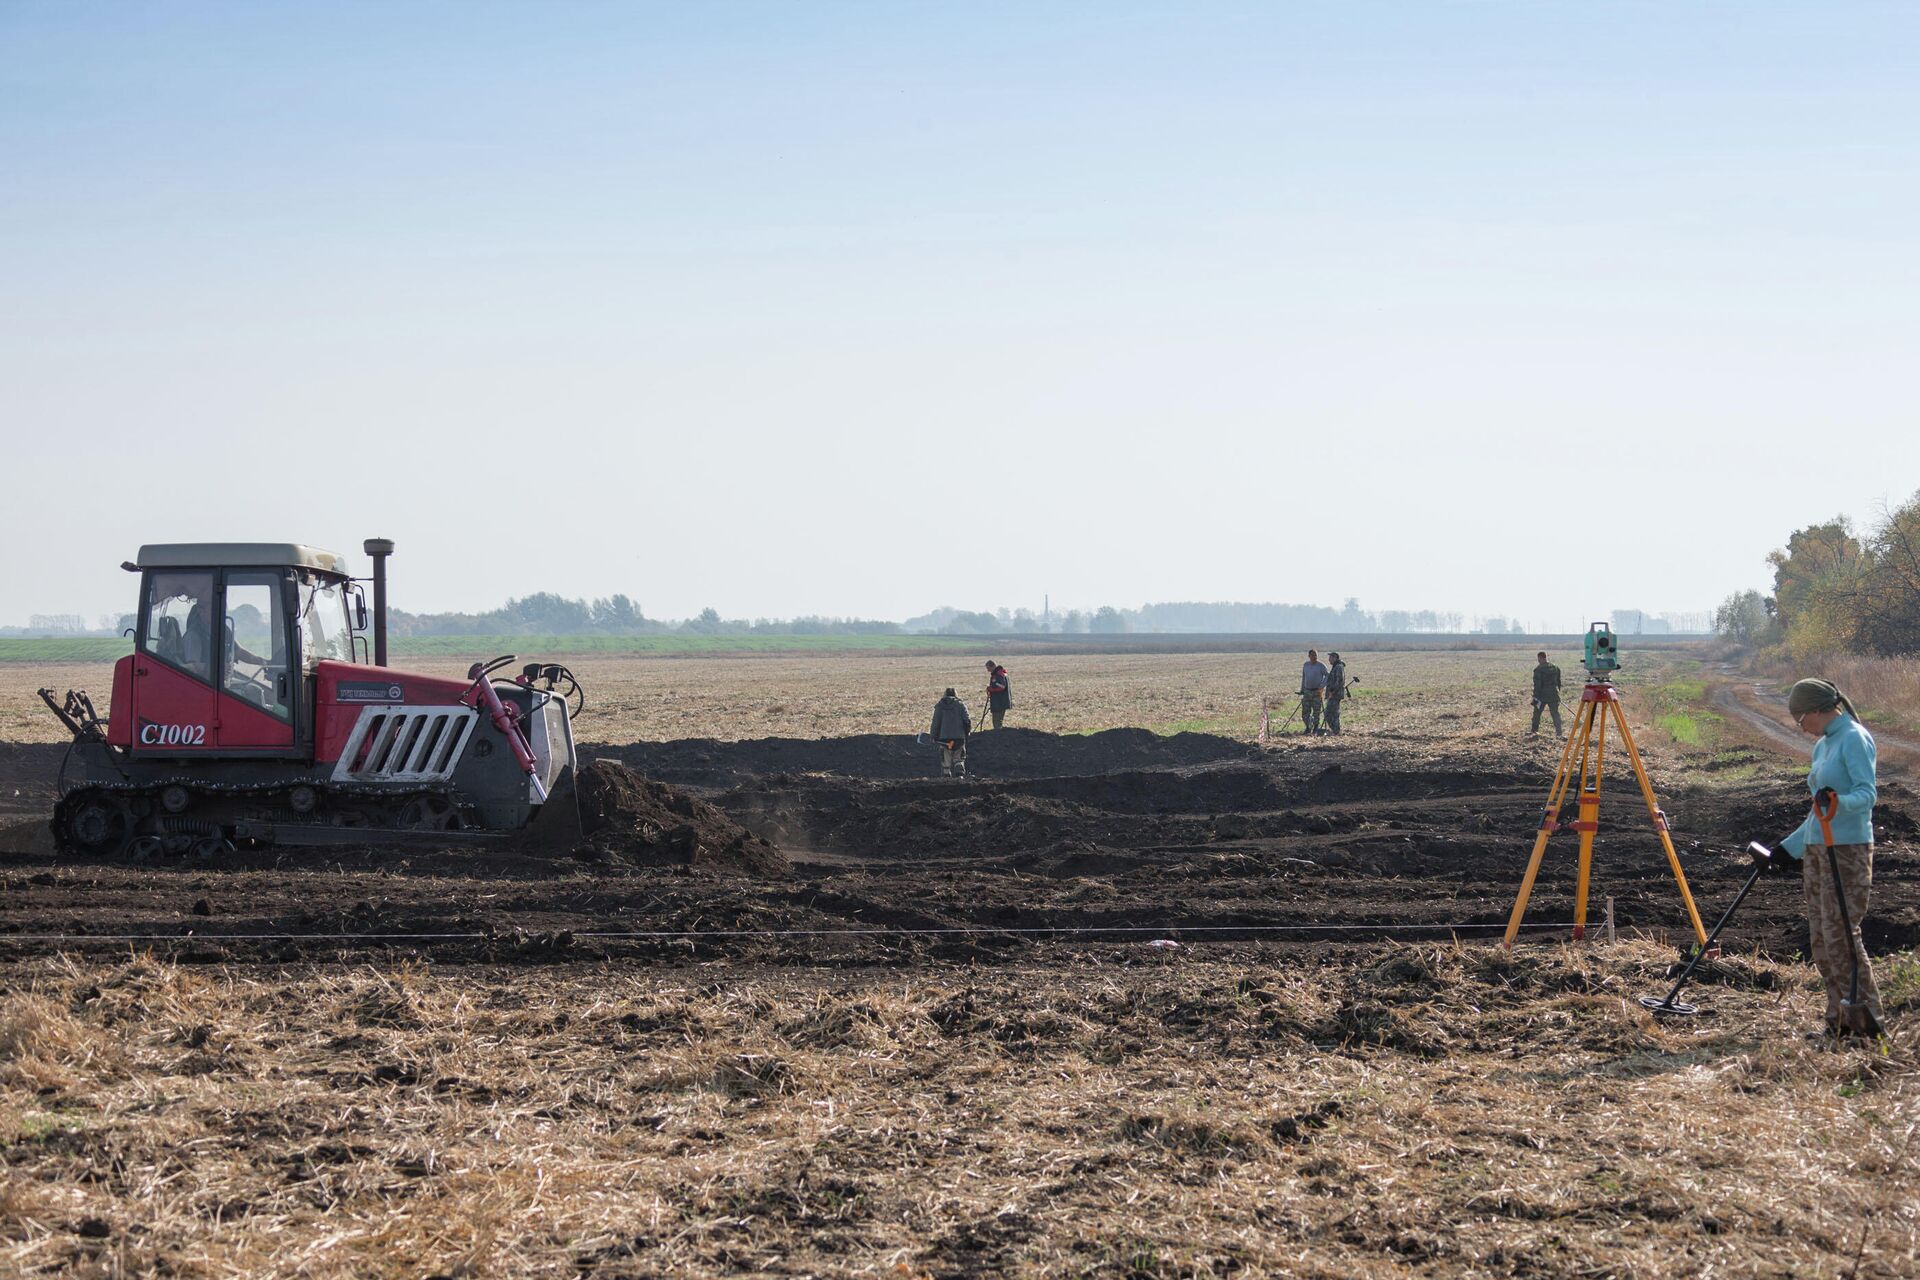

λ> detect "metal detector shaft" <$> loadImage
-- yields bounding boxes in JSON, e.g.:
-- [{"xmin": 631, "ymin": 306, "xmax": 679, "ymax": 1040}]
[
  {"xmin": 1652, "ymin": 863, "xmax": 1764, "ymax": 1009},
  {"xmin": 1274, "ymin": 699, "xmax": 1302, "ymax": 735}
]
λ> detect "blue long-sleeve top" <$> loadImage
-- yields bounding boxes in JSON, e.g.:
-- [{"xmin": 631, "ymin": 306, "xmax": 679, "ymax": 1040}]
[{"xmin": 1779, "ymin": 713, "xmax": 1877, "ymax": 857}]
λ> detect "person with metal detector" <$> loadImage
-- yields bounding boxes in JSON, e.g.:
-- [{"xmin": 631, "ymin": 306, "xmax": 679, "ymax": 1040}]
[
  {"xmin": 929, "ymin": 687, "xmax": 973, "ymax": 779},
  {"xmin": 984, "ymin": 660, "xmax": 1011, "ymax": 730},
  {"xmin": 1751, "ymin": 679, "xmax": 1884, "ymax": 1038},
  {"xmin": 1325, "ymin": 652, "xmax": 1351, "ymax": 735},
  {"xmin": 1299, "ymin": 649, "xmax": 1330, "ymax": 735}
]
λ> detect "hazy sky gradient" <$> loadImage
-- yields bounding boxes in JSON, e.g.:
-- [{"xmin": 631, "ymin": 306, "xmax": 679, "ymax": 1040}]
[{"xmin": 4, "ymin": 2, "xmax": 1915, "ymax": 628}]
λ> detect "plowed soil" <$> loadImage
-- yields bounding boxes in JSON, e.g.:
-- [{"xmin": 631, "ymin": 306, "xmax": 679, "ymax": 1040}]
[
  {"xmin": 574, "ymin": 759, "xmax": 788, "ymax": 876},
  {"xmin": 3, "ymin": 724, "xmax": 1915, "ymax": 964},
  {"xmin": 5, "ymin": 652, "xmax": 1920, "ymax": 1278}
]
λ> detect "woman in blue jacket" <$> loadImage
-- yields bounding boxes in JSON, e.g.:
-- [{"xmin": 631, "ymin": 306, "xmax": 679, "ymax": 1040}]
[{"xmin": 1771, "ymin": 679, "xmax": 1883, "ymax": 1037}]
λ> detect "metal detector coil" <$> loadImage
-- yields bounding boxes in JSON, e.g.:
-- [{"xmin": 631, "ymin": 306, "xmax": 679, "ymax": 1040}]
[{"xmin": 1639, "ymin": 843, "xmax": 1775, "ymax": 1017}]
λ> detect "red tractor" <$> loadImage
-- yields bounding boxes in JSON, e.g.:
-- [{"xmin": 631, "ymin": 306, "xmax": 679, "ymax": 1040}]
[{"xmin": 39, "ymin": 540, "xmax": 581, "ymax": 858}]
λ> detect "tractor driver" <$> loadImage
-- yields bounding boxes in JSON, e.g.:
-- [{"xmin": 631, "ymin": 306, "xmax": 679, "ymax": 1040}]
[
  {"xmin": 223, "ymin": 603, "xmax": 288, "ymax": 713},
  {"xmin": 223, "ymin": 594, "xmax": 288, "ymax": 717}
]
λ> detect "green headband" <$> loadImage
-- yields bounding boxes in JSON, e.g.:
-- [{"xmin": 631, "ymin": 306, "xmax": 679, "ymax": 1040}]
[{"xmin": 1787, "ymin": 679, "xmax": 1849, "ymax": 717}]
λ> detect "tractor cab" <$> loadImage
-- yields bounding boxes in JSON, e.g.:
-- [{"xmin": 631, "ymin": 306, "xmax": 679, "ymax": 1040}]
[{"xmin": 114, "ymin": 543, "xmax": 369, "ymax": 756}]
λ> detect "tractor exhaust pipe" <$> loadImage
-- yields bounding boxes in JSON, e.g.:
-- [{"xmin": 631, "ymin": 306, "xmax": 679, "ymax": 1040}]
[{"xmin": 363, "ymin": 537, "xmax": 394, "ymax": 666}]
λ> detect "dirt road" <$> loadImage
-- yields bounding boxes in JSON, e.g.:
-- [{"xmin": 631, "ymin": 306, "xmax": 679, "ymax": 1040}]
[{"xmin": 1709, "ymin": 662, "xmax": 1920, "ymax": 771}]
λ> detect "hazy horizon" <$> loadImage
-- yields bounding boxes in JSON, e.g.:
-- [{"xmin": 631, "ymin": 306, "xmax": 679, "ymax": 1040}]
[
  {"xmin": 5, "ymin": 3, "xmax": 1915, "ymax": 627},
  {"xmin": 2, "ymin": 582, "xmax": 1711, "ymax": 638}
]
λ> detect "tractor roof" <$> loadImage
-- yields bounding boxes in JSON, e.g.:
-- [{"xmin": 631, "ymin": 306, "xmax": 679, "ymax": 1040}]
[{"xmin": 136, "ymin": 543, "xmax": 352, "ymax": 576}]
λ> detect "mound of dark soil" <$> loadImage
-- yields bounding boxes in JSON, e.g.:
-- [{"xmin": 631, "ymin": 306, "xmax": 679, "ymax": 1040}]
[
  {"xmin": 0, "ymin": 816, "xmax": 56, "ymax": 855},
  {"xmin": 576, "ymin": 760, "xmax": 788, "ymax": 876},
  {"xmin": 0, "ymin": 742, "xmax": 66, "ymax": 811},
  {"xmin": 599, "ymin": 727, "xmax": 1261, "ymax": 787}
]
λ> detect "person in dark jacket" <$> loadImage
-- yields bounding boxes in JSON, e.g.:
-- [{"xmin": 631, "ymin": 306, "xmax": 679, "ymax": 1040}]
[
  {"xmin": 1530, "ymin": 651, "xmax": 1563, "ymax": 738},
  {"xmin": 985, "ymin": 660, "xmax": 1012, "ymax": 730},
  {"xmin": 931, "ymin": 687, "xmax": 972, "ymax": 777},
  {"xmin": 1324, "ymin": 652, "xmax": 1348, "ymax": 735}
]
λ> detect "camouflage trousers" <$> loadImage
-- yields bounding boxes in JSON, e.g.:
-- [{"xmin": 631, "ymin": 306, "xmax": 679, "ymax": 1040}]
[
  {"xmin": 940, "ymin": 741, "xmax": 967, "ymax": 777},
  {"xmin": 1804, "ymin": 842, "xmax": 1884, "ymax": 1033},
  {"xmin": 1300, "ymin": 690, "xmax": 1324, "ymax": 733}
]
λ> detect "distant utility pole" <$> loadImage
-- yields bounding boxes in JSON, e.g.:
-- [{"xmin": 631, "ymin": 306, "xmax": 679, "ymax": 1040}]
[{"xmin": 1043, "ymin": 594, "xmax": 1050, "ymax": 627}]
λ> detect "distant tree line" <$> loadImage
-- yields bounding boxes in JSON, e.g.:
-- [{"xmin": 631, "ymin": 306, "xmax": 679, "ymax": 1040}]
[
  {"xmin": 1716, "ymin": 490, "xmax": 1920, "ymax": 658},
  {"xmin": 389, "ymin": 594, "xmax": 903, "ymax": 638},
  {"xmin": 378, "ymin": 594, "xmax": 1507, "ymax": 639},
  {"xmin": 901, "ymin": 600, "xmax": 1477, "ymax": 635}
]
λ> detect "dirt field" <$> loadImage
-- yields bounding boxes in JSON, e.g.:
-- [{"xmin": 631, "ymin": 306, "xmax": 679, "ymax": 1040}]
[
  {"xmin": 0, "ymin": 646, "xmax": 1685, "ymax": 744},
  {"xmin": 4, "ymin": 646, "xmax": 1918, "ymax": 1277}
]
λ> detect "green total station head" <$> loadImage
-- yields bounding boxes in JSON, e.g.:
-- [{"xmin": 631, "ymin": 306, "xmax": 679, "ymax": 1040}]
[{"xmin": 1584, "ymin": 622, "xmax": 1619, "ymax": 673}]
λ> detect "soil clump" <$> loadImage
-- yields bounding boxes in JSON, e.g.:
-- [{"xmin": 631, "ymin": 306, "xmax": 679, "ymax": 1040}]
[
  {"xmin": 575, "ymin": 759, "xmax": 787, "ymax": 877},
  {"xmin": 0, "ymin": 816, "xmax": 55, "ymax": 855}
]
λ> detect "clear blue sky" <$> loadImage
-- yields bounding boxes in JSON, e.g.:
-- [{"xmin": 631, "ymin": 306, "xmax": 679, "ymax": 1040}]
[{"xmin": 4, "ymin": 2, "xmax": 1916, "ymax": 628}]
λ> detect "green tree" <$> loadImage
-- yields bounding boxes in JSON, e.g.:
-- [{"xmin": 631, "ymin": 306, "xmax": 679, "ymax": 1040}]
[
  {"xmin": 1768, "ymin": 519, "xmax": 1863, "ymax": 658},
  {"xmin": 1851, "ymin": 491, "xmax": 1920, "ymax": 656},
  {"xmin": 590, "ymin": 594, "xmax": 647, "ymax": 632},
  {"xmin": 938, "ymin": 611, "xmax": 1003, "ymax": 635},
  {"xmin": 502, "ymin": 592, "xmax": 593, "ymax": 633},
  {"xmin": 683, "ymin": 607, "xmax": 725, "ymax": 634},
  {"xmin": 1712, "ymin": 589, "xmax": 1780, "ymax": 648}
]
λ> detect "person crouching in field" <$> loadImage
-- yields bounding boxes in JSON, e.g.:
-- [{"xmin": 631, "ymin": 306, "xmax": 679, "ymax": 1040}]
[
  {"xmin": 1758, "ymin": 679, "xmax": 1884, "ymax": 1038},
  {"xmin": 931, "ymin": 687, "xmax": 972, "ymax": 778},
  {"xmin": 985, "ymin": 660, "xmax": 1012, "ymax": 730}
]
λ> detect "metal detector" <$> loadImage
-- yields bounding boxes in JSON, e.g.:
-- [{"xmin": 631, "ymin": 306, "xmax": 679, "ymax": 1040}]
[{"xmin": 1639, "ymin": 842, "xmax": 1773, "ymax": 1017}]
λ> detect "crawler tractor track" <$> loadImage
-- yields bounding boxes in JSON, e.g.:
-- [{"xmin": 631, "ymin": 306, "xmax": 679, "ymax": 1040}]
[{"xmin": 52, "ymin": 779, "xmax": 482, "ymax": 860}]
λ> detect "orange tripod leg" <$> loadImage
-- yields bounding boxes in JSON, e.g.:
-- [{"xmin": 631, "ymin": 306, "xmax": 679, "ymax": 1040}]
[
  {"xmin": 1610, "ymin": 700, "xmax": 1709, "ymax": 946},
  {"xmin": 1571, "ymin": 705, "xmax": 1608, "ymax": 940},
  {"xmin": 1503, "ymin": 700, "xmax": 1591, "ymax": 948}
]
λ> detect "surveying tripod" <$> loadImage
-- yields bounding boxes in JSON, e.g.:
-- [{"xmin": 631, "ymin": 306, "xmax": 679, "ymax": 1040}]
[{"xmin": 1502, "ymin": 673, "xmax": 1709, "ymax": 949}]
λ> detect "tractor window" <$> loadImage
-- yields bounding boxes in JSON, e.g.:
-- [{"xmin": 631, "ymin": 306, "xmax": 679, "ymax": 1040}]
[
  {"xmin": 142, "ymin": 571, "xmax": 214, "ymax": 681},
  {"xmin": 223, "ymin": 573, "xmax": 291, "ymax": 718},
  {"xmin": 300, "ymin": 578, "xmax": 354, "ymax": 667}
]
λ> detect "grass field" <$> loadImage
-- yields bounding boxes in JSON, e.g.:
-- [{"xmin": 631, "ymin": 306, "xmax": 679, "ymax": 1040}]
[{"xmin": 0, "ymin": 638, "xmax": 128, "ymax": 663}]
